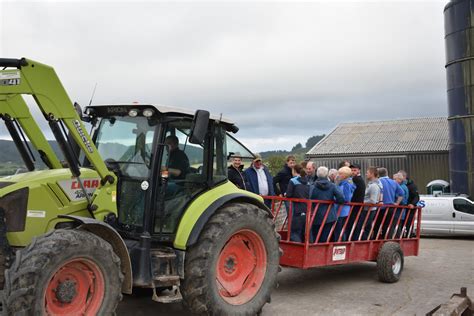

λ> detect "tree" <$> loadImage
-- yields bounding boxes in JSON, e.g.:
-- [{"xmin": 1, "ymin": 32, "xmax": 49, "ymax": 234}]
[
  {"xmin": 291, "ymin": 143, "xmax": 303, "ymax": 152},
  {"xmin": 265, "ymin": 155, "xmax": 286, "ymax": 176},
  {"xmin": 305, "ymin": 135, "xmax": 325, "ymax": 149}
]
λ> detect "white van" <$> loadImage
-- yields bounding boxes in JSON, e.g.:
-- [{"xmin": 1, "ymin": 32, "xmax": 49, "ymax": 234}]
[{"xmin": 419, "ymin": 195, "xmax": 474, "ymax": 236}]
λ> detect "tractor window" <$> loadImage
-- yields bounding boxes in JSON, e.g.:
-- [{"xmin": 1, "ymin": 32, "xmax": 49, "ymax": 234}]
[
  {"xmin": 154, "ymin": 120, "xmax": 208, "ymax": 234},
  {"xmin": 225, "ymin": 133, "xmax": 254, "ymax": 170},
  {"xmin": 95, "ymin": 116, "xmax": 155, "ymax": 178},
  {"xmin": 213, "ymin": 125, "xmax": 227, "ymax": 182}
]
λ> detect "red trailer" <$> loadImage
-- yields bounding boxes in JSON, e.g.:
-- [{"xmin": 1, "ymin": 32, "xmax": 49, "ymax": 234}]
[{"xmin": 265, "ymin": 196, "xmax": 421, "ymax": 282}]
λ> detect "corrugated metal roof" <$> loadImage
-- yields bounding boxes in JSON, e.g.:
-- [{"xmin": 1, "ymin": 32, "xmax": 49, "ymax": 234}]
[{"xmin": 307, "ymin": 117, "xmax": 449, "ymax": 156}]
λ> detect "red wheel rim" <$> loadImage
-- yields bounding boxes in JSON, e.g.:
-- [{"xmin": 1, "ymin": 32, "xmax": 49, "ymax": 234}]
[
  {"xmin": 45, "ymin": 258, "xmax": 105, "ymax": 315},
  {"xmin": 216, "ymin": 229, "xmax": 267, "ymax": 305}
]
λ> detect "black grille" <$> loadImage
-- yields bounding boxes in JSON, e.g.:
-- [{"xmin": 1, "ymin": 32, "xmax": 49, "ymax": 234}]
[{"xmin": 0, "ymin": 188, "xmax": 28, "ymax": 232}]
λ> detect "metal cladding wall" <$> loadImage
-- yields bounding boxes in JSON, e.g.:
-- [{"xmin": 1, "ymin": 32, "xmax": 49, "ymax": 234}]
[
  {"xmin": 308, "ymin": 153, "xmax": 449, "ymax": 194},
  {"xmin": 444, "ymin": 0, "xmax": 474, "ymax": 198}
]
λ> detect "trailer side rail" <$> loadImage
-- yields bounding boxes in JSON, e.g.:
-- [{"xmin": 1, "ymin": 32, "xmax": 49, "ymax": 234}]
[{"xmin": 264, "ymin": 196, "xmax": 421, "ymax": 269}]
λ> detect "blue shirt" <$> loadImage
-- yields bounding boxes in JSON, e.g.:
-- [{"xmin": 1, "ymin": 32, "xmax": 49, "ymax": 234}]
[
  {"xmin": 400, "ymin": 181, "xmax": 409, "ymax": 205},
  {"xmin": 379, "ymin": 176, "xmax": 404, "ymax": 205},
  {"xmin": 337, "ymin": 178, "xmax": 356, "ymax": 217}
]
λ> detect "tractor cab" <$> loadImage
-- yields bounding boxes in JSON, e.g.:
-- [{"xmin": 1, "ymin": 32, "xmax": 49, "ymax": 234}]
[
  {"xmin": 0, "ymin": 58, "xmax": 279, "ymax": 315},
  {"xmin": 84, "ymin": 104, "xmax": 254, "ymax": 241}
]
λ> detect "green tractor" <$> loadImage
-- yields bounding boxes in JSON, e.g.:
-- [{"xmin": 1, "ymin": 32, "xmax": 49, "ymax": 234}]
[{"xmin": 0, "ymin": 58, "xmax": 280, "ymax": 315}]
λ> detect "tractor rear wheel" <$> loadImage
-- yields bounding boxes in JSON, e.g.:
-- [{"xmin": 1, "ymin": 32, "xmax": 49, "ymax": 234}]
[
  {"xmin": 182, "ymin": 203, "xmax": 280, "ymax": 315},
  {"xmin": 3, "ymin": 229, "xmax": 123, "ymax": 315}
]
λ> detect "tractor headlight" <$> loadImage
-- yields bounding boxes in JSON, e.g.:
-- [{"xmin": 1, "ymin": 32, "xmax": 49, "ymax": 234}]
[
  {"xmin": 128, "ymin": 109, "xmax": 139, "ymax": 117},
  {"xmin": 142, "ymin": 108, "xmax": 154, "ymax": 117}
]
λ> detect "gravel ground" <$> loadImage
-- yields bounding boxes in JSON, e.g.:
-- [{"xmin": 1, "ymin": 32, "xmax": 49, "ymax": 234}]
[{"xmin": 117, "ymin": 236, "xmax": 474, "ymax": 315}]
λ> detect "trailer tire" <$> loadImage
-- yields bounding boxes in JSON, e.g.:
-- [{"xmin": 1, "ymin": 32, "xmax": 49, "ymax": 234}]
[
  {"xmin": 3, "ymin": 229, "xmax": 123, "ymax": 315},
  {"xmin": 377, "ymin": 241, "xmax": 404, "ymax": 283},
  {"xmin": 181, "ymin": 202, "xmax": 280, "ymax": 315}
]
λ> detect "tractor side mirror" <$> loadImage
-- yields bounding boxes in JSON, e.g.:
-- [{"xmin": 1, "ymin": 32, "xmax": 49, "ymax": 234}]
[{"xmin": 189, "ymin": 110, "xmax": 210, "ymax": 145}]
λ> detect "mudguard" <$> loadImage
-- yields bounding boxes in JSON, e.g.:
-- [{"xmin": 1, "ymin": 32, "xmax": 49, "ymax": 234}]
[
  {"xmin": 58, "ymin": 215, "xmax": 132, "ymax": 294},
  {"xmin": 174, "ymin": 181, "xmax": 271, "ymax": 250}
]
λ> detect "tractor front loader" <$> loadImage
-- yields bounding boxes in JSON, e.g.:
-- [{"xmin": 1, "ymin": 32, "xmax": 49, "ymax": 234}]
[{"xmin": 0, "ymin": 58, "xmax": 280, "ymax": 315}]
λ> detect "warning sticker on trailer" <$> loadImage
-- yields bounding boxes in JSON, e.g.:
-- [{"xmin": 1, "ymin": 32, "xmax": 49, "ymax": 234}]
[
  {"xmin": 0, "ymin": 70, "xmax": 21, "ymax": 86},
  {"xmin": 332, "ymin": 246, "xmax": 347, "ymax": 261}
]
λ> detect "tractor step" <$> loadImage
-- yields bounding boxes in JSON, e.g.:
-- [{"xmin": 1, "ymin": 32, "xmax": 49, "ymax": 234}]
[
  {"xmin": 154, "ymin": 275, "xmax": 180, "ymax": 287},
  {"xmin": 152, "ymin": 285, "xmax": 183, "ymax": 304},
  {"xmin": 150, "ymin": 249, "xmax": 176, "ymax": 259}
]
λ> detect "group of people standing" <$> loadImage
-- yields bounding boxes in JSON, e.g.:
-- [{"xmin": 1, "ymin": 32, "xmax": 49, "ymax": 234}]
[{"xmin": 227, "ymin": 154, "xmax": 420, "ymax": 243}]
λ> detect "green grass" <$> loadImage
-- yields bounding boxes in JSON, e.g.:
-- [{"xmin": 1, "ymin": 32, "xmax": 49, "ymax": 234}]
[{"xmin": 0, "ymin": 163, "xmax": 24, "ymax": 176}]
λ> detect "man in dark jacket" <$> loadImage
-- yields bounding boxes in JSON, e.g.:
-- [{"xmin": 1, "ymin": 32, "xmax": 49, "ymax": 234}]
[
  {"xmin": 227, "ymin": 153, "xmax": 246, "ymax": 190},
  {"xmin": 310, "ymin": 166, "xmax": 345, "ymax": 243},
  {"xmin": 398, "ymin": 170, "xmax": 420, "ymax": 236},
  {"xmin": 165, "ymin": 135, "xmax": 190, "ymax": 180},
  {"xmin": 305, "ymin": 161, "xmax": 317, "ymax": 185},
  {"xmin": 348, "ymin": 163, "xmax": 366, "ymax": 240},
  {"xmin": 244, "ymin": 154, "xmax": 275, "ymax": 207},
  {"xmin": 273, "ymin": 155, "xmax": 296, "ymax": 196},
  {"xmin": 285, "ymin": 165, "xmax": 309, "ymax": 242}
]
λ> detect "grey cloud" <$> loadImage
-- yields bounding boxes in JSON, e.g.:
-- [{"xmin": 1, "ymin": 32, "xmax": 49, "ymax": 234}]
[{"xmin": 0, "ymin": 1, "xmax": 448, "ymax": 151}]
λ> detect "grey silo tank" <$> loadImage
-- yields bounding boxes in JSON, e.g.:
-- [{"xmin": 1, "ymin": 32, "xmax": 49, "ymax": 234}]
[{"xmin": 444, "ymin": 0, "xmax": 474, "ymax": 198}]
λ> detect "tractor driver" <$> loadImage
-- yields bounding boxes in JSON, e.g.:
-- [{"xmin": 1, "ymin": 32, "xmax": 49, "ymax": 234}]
[{"xmin": 164, "ymin": 135, "xmax": 190, "ymax": 180}]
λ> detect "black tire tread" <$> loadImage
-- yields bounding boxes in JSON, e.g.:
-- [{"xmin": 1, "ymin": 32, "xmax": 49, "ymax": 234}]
[
  {"xmin": 3, "ymin": 229, "xmax": 123, "ymax": 315},
  {"xmin": 377, "ymin": 241, "xmax": 404, "ymax": 283},
  {"xmin": 181, "ymin": 203, "xmax": 280, "ymax": 315}
]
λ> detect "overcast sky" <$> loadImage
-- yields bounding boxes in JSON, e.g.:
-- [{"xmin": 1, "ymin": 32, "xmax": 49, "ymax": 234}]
[{"xmin": 0, "ymin": 0, "xmax": 448, "ymax": 152}]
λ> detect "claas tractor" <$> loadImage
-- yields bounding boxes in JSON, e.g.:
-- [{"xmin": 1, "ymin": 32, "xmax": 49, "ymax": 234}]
[{"xmin": 0, "ymin": 58, "xmax": 279, "ymax": 315}]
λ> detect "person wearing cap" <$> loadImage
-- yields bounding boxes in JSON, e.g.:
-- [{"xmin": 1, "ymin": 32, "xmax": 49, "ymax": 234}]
[
  {"xmin": 244, "ymin": 154, "xmax": 275, "ymax": 207},
  {"xmin": 227, "ymin": 152, "xmax": 247, "ymax": 190},
  {"xmin": 348, "ymin": 163, "xmax": 366, "ymax": 241}
]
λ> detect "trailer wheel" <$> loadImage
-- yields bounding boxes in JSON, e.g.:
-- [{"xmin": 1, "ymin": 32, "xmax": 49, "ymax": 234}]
[
  {"xmin": 377, "ymin": 241, "xmax": 404, "ymax": 283},
  {"xmin": 3, "ymin": 229, "xmax": 123, "ymax": 315},
  {"xmin": 182, "ymin": 203, "xmax": 280, "ymax": 315}
]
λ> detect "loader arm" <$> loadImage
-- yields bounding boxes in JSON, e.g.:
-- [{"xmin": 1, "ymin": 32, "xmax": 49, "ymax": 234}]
[
  {"xmin": 0, "ymin": 94, "xmax": 62, "ymax": 169},
  {"xmin": 0, "ymin": 57, "xmax": 116, "ymax": 214}
]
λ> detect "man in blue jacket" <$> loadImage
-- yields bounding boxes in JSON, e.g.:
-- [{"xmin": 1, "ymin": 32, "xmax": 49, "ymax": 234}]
[
  {"xmin": 335, "ymin": 166, "xmax": 356, "ymax": 241},
  {"xmin": 244, "ymin": 154, "xmax": 275, "ymax": 207},
  {"xmin": 310, "ymin": 166, "xmax": 345, "ymax": 243},
  {"xmin": 376, "ymin": 167, "xmax": 404, "ymax": 238}
]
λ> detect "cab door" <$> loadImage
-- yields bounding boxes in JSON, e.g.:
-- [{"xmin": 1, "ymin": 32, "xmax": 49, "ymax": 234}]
[
  {"xmin": 452, "ymin": 198, "xmax": 474, "ymax": 235},
  {"xmin": 153, "ymin": 119, "xmax": 209, "ymax": 239}
]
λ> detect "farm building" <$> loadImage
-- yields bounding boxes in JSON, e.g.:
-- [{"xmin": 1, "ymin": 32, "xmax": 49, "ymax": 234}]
[{"xmin": 306, "ymin": 117, "xmax": 449, "ymax": 194}]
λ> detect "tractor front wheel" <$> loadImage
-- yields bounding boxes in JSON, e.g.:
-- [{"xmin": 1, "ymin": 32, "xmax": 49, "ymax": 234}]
[
  {"xmin": 182, "ymin": 203, "xmax": 280, "ymax": 315},
  {"xmin": 3, "ymin": 229, "xmax": 123, "ymax": 315}
]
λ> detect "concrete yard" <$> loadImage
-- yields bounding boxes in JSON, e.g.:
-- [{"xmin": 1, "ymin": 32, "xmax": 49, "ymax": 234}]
[{"xmin": 117, "ymin": 237, "xmax": 474, "ymax": 315}]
